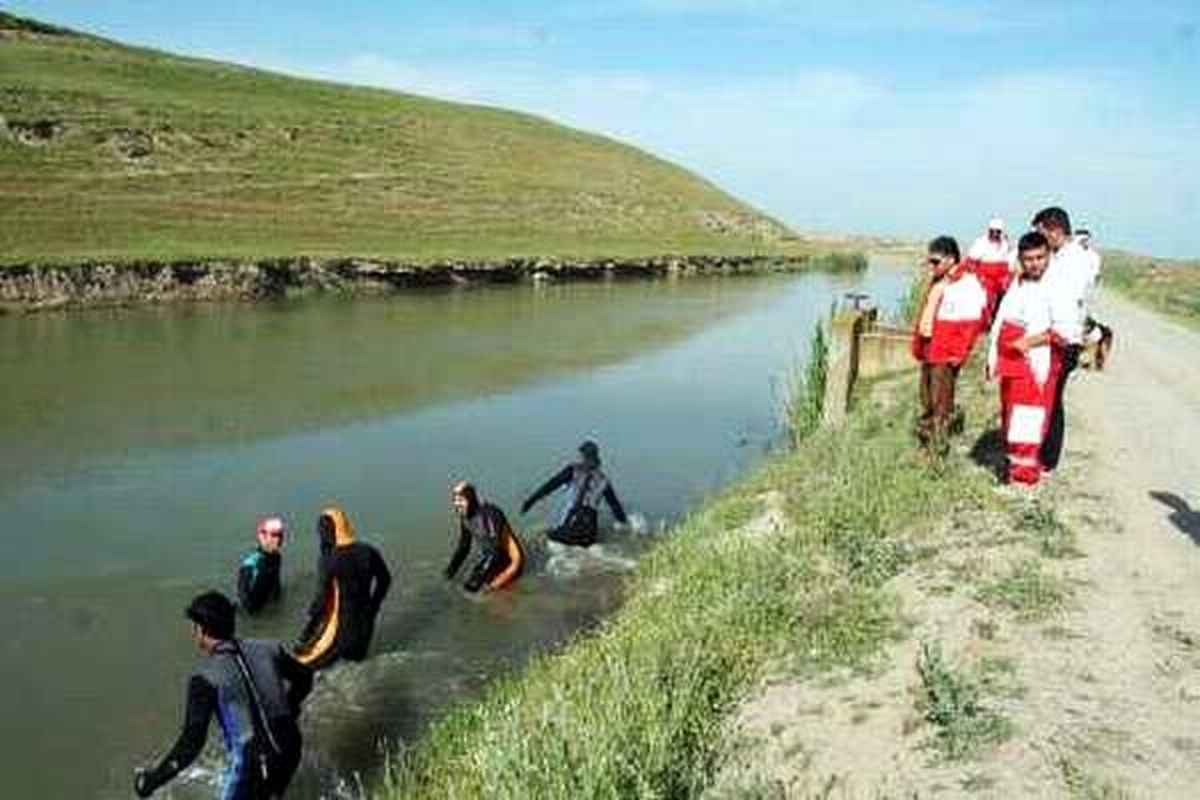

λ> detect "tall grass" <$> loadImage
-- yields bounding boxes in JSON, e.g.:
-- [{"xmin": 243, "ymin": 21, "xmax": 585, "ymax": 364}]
[
  {"xmin": 806, "ymin": 251, "xmax": 868, "ymax": 274},
  {"xmin": 374, "ymin": 355, "xmax": 995, "ymax": 800},
  {"xmin": 783, "ymin": 322, "xmax": 828, "ymax": 445}
]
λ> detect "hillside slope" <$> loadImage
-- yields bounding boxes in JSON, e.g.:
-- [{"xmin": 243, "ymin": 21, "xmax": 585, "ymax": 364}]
[{"xmin": 0, "ymin": 12, "xmax": 793, "ymax": 265}]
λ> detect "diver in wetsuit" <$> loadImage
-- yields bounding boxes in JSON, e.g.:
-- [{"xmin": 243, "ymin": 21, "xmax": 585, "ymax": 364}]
[
  {"xmin": 134, "ymin": 591, "xmax": 312, "ymax": 800},
  {"xmin": 520, "ymin": 440, "xmax": 628, "ymax": 547},
  {"xmin": 446, "ymin": 481, "xmax": 525, "ymax": 592},
  {"xmin": 238, "ymin": 517, "xmax": 285, "ymax": 615},
  {"xmin": 294, "ymin": 507, "xmax": 391, "ymax": 669}
]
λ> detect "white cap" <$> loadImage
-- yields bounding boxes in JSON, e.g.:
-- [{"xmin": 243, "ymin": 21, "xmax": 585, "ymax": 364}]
[{"xmin": 987, "ymin": 217, "xmax": 1004, "ymax": 231}]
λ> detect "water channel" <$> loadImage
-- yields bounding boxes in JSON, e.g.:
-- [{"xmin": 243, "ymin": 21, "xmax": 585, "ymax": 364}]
[{"xmin": 0, "ymin": 262, "xmax": 908, "ymax": 798}]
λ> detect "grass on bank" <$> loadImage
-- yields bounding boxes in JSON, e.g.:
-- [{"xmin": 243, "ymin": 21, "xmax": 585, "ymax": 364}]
[
  {"xmin": 916, "ymin": 641, "xmax": 1015, "ymax": 761},
  {"xmin": 0, "ymin": 12, "xmax": 820, "ymax": 266},
  {"xmin": 375, "ymin": 327, "xmax": 999, "ymax": 799},
  {"xmin": 1103, "ymin": 251, "xmax": 1200, "ymax": 326}
]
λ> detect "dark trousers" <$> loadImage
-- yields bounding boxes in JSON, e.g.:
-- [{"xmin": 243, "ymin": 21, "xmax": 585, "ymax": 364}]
[
  {"xmin": 1041, "ymin": 345, "xmax": 1080, "ymax": 471},
  {"xmin": 918, "ymin": 362, "xmax": 960, "ymax": 454},
  {"xmin": 548, "ymin": 506, "xmax": 599, "ymax": 547},
  {"xmin": 225, "ymin": 722, "xmax": 302, "ymax": 800}
]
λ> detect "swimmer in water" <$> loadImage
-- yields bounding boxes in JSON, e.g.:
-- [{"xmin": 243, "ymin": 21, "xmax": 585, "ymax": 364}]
[{"xmin": 445, "ymin": 481, "xmax": 524, "ymax": 592}]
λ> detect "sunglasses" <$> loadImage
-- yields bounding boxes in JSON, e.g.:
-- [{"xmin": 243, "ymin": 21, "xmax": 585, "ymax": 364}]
[{"xmin": 926, "ymin": 256, "xmax": 945, "ymax": 266}]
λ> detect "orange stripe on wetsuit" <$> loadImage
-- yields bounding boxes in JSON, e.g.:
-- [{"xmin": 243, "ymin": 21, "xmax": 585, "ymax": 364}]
[
  {"xmin": 295, "ymin": 507, "xmax": 354, "ymax": 666},
  {"xmin": 487, "ymin": 521, "xmax": 525, "ymax": 591}
]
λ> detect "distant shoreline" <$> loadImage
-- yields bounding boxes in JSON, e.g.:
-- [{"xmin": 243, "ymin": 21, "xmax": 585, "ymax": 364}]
[{"xmin": 0, "ymin": 251, "xmax": 867, "ymax": 314}]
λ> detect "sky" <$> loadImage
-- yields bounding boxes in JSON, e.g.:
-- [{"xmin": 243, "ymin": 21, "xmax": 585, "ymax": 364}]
[{"xmin": 7, "ymin": 1, "xmax": 1200, "ymax": 257}]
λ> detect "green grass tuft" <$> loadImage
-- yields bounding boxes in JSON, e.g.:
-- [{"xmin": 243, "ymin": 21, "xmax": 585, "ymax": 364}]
[
  {"xmin": 978, "ymin": 559, "xmax": 1071, "ymax": 621},
  {"xmin": 782, "ymin": 322, "xmax": 828, "ymax": 446},
  {"xmin": 916, "ymin": 641, "xmax": 1015, "ymax": 761}
]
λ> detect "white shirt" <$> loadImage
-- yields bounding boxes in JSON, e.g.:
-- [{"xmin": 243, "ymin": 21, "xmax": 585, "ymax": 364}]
[
  {"xmin": 967, "ymin": 233, "xmax": 1011, "ymax": 264},
  {"xmin": 1044, "ymin": 238, "xmax": 1095, "ymax": 345}
]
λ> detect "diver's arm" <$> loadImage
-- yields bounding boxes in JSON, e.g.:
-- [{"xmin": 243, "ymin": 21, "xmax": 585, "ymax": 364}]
[
  {"xmin": 276, "ymin": 646, "xmax": 314, "ymax": 716},
  {"xmin": 236, "ymin": 555, "xmax": 256, "ymax": 611},
  {"xmin": 602, "ymin": 484, "xmax": 628, "ymax": 524},
  {"xmin": 520, "ymin": 466, "xmax": 572, "ymax": 513},
  {"xmin": 368, "ymin": 547, "xmax": 392, "ymax": 612},
  {"xmin": 444, "ymin": 525, "xmax": 471, "ymax": 579},
  {"xmin": 136, "ymin": 676, "xmax": 215, "ymax": 796}
]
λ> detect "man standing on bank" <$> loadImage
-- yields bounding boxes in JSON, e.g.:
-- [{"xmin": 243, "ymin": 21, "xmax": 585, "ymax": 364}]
[
  {"xmin": 987, "ymin": 231, "xmax": 1058, "ymax": 485},
  {"xmin": 911, "ymin": 236, "xmax": 989, "ymax": 455},
  {"xmin": 521, "ymin": 440, "xmax": 628, "ymax": 547},
  {"xmin": 1031, "ymin": 206, "xmax": 1096, "ymax": 472},
  {"xmin": 134, "ymin": 591, "xmax": 312, "ymax": 799}
]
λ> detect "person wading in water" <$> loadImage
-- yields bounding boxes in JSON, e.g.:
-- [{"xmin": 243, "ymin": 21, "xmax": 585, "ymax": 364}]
[
  {"xmin": 445, "ymin": 481, "xmax": 525, "ymax": 593},
  {"xmin": 294, "ymin": 508, "xmax": 391, "ymax": 669},
  {"xmin": 134, "ymin": 590, "xmax": 312, "ymax": 799},
  {"xmin": 520, "ymin": 440, "xmax": 628, "ymax": 547}
]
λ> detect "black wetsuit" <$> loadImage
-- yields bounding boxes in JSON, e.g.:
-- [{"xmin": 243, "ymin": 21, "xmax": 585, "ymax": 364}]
[
  {"xmin": 297, "ymin": 541, "xmax": 391, "ymax": 668},
  {"xmin": 137, "ymin": 639, "xmax": 312, "ymax": 800},
  {"xmin": 522, "ymin": 463, "xmax": 627, "ymax": 547},
  {"xmin": 445, "ymin": 503, "xmax": 523, "ymax": 592},
  {"xmin": 238, "ymin": 549, "xmax": 282, "ymax": 615}
]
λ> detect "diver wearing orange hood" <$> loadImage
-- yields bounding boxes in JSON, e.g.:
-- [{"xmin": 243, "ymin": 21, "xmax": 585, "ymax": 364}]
[{"xmin": 295, "ymin": 508, "xmax": 392, "ymax": 669}]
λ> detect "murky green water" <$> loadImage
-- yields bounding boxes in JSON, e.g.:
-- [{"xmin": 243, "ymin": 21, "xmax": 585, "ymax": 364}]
[{"xmin": 0, "ymin": 264, "xmax": 908, "ymax": 798}]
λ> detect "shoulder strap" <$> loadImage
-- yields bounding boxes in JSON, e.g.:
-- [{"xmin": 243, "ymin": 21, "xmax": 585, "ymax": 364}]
[{"xmin": 229, "ymin": 641, "xmax": 283, "ymax": 756}]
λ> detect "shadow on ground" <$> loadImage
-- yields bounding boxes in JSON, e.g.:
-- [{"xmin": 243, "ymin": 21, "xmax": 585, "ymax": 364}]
[
  {"xmin": 1149, "ymin": 490, "xmax": 1200, "ymax": 544},
  {"xmin": 970, "ymin": 428, "xmax": 1006, "ymax": 481}
]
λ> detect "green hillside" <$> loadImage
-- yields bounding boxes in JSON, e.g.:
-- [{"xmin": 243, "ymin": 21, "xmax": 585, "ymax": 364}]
[{"xmin": 0, "ymin": 12, "xmax": 797, "ymax": 266}]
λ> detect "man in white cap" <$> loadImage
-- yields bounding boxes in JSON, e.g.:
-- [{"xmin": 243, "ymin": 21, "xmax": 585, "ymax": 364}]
[{"xmin": 964, "ymin": 216, "xmax": 1013, "ymax": 313}]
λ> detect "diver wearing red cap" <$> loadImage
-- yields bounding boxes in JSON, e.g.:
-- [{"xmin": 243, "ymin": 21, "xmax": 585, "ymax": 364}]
[{"xmin": 238, "ymin": 517, "xmax": 286, "ymax": 615}]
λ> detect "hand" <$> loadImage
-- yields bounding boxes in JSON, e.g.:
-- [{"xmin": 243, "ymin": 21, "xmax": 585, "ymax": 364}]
[{"xmin": 133, "ymin": 768, "xmax": 154, "ymax": 798}]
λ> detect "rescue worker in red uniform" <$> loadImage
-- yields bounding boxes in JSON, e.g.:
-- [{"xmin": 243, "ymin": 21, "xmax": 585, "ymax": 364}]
[
  {"xmin": 964, "ymin": 216, "xmax": 1013, "ymax": 314},
  {"xmin": 986, "ymin": 231, "xmax": 1062, "ymax": 485},
  {"xmin": 911, "ymin": 236, "xmax": 989, "ymax": 455}
]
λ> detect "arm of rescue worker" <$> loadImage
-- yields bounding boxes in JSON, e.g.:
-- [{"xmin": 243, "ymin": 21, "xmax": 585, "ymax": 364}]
[
  {"xmin": 135, "ymin": 676, "xmax": 215, "ymax": 797},
  {"xmin": 444, "ymin": 524, "xmax": 471, "ymax": 580},
  {"xmin": 298, "ymin": 554, "xmax": 333, "ymax": 644},
  {"xmin": 368, "ymin": 547, "xmax": 392, "ymax": 613},
  {"xmin": 602, "ymin": 484, "xmax": 629, "ymax": 524},
  {"xmin": 520, "ymin": 465, "xmax": 573, "ymax": 513},
  {"xmin": 1011, "ymin": 330, "xmax": 1053, "ymax": 353},
  {"xmin": 276, "ymin": 645, "xmax": 314, "ymax": 716}
]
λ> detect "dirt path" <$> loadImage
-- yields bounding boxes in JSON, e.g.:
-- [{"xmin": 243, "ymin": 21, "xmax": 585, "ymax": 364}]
[{"xmin": 714, "ymin": 290, "xmax": 1200, "ymax": 798}]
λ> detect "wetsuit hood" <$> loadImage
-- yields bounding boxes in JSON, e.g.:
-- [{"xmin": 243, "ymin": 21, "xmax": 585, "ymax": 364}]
[{"xmin": 319, "ymin": 507, "xmax": 356, "ymax": 549}]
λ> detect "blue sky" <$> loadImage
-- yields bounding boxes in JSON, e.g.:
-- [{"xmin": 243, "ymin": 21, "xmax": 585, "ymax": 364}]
[{"xmin": 8, "ymin": 1, "xmax": 1200, "ymax": 256}]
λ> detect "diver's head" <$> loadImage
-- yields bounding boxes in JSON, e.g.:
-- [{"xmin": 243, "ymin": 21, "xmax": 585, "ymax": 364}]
[
  {"xmin": 318, "ymin": 508, "xmax": 354, "ymax": 551},
  {"xmin": 452, "ymin": 481, "xmax": 479, "ymax": 517},
  {"xmin": 256, "ymin": 516, "xmax": 286, "ymax": 554},
  {"xmin": 579, "ymin": 440, "xmax": 601, "ymax": 468},
  {"xmin": 185, "ymin": 590, "xmax": 236, "ymax": 650}
]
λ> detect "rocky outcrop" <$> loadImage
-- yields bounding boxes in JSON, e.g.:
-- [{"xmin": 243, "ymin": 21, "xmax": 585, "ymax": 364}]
[{"xmin": 0, "ymin": 254, "xmax": 818, "ymax": 313}]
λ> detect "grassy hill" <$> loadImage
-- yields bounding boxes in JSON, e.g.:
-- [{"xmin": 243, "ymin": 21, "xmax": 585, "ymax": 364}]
[{"xmin": 0, "ymin": 11, "xmax": 798, "ymax": 266}]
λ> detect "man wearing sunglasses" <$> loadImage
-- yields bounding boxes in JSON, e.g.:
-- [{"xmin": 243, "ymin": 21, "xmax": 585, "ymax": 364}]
[{"xmin": 911, "ymin": 236, "xmax": 989, "ymax": 455}]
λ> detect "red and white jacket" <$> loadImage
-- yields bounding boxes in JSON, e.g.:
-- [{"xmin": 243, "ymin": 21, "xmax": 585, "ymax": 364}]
[
  {"xmin": 986, "ymin": 276, "xmax": 1053, "ymax": 387},
  {"xmin": 911, "ymin": 265, "xmax": 989, "ymax": 365},
  {"xmin": 964, "ymin": 233, "xmax": 1013, "ymax": 299}
]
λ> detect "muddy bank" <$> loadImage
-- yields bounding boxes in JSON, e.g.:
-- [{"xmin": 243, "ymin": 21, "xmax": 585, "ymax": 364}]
[{"xmin": 0, "ymin": 254, "xmax": 831, "ymax": 313}]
